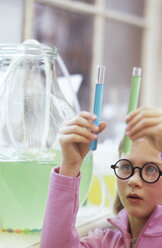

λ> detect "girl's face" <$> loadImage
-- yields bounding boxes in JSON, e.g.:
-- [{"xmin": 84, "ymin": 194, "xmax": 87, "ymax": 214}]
[{"xmin": 117, "ymin": 139, "xmax": 162, "ymax": 221}]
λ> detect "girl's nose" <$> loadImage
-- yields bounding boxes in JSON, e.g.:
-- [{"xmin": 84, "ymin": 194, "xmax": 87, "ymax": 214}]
[{"xmin": 127, "ymin": 170, "xmax": 143, "ymax": 187}]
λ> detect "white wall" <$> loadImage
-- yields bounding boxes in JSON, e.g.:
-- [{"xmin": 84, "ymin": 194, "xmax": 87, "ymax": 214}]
[{"xmin": 0, "ymin": 0, "xmax": 24, "ymax": 43}]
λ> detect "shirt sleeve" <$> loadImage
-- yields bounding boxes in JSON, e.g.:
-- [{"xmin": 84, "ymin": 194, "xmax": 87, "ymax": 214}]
[
  {"xmin": 40, "ymin": 167, "xmax": 82, "ymax": 248},
  {"xmin": 40, "ymin": 167, "xmax": 105, "ymax": 248}
]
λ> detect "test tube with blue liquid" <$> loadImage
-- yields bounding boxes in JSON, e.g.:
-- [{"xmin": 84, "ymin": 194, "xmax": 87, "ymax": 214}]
[
  {"xmin": 90, "ymin": 65, "xmax": 105, "ymax": 151},
  {"xmin": 122, "ymin": 67, "xmax": 142, "ymax": 154}
]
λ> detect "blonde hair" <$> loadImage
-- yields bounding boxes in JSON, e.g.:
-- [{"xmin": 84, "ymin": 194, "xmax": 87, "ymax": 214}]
[{"xmin": 112, "ymin": 137, "xmax": 124, "ymax": 215}]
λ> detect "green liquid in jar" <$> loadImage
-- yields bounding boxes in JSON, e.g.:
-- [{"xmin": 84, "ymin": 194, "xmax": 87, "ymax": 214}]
[{"xmin": 0, "ymin": 151, "xmax": 93, "ymax": 230}]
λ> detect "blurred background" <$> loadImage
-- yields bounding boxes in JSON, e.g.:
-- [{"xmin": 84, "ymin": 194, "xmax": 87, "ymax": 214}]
[
  {"xmin": 1, "ymin": 0, "xmax": 162, "ymax": 142},
  {"xmin": 0, "ymin": 0, "xmax": 162, "ymax": 218}
]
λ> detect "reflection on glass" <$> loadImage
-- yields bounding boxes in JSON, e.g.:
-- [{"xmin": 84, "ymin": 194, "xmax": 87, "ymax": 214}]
[{"xmin": 33, "ymin": 3, "xmax": 94, "ymax": 110}]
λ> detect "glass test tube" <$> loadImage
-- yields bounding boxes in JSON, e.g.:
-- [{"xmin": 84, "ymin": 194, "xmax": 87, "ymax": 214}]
[
  {"xmin": 122, "ymin": 67, "xmax": 142, "ymax": 154},
  {"xmin": 90, "ymin": 65, "xmax": 105, "ymax": 151}
]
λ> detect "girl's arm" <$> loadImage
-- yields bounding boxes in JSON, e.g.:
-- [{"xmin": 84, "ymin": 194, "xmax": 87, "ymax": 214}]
[
  {"xmin": 40, "ymin": 167, "xmax": 81, "ymax": 248},
  {"xmin": 40, "ymin": 111, "xmax": 107, "ymax": 248}
]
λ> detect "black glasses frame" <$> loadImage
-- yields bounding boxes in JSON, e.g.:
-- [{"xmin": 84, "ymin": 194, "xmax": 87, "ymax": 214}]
[{"xmin": 111, "ymin": 159, "xmax": 162, "ymax": 184}]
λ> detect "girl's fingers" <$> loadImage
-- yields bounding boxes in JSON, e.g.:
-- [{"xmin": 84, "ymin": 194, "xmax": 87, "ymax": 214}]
[
  {"xmin": 126, "ymin": 106, "xmax": 162, "ymax": 124},
  {"xmin": 59, "ymin": 120, "xmax": 107, "ymax": 146},
  {"xmin": 60, "ymin": 112, "xmax": 107, "ymax": 145},
  {"xmin": 98, "ymin": 121, "xmax": 107, "ymax": 133},
  {"xmin": 126, "ymin": 109, "xmax": 162, "ymax": 131},
  {"xmin": 64, "ymin": 113, "xmax": 99, "ymax": 133},
  {"xmin": 128, "ymin": 126, "xmax": 156, "ymax": 141},
  {"xmin": 59, "ymin": 133, "xmax": 95, "ymax": 145},
  {"xmin": 126, "ymin": 118, "xmax": 161, "ymax": 137},
  {"xmin": 127, "ymin": 122, "xmax": 162, "ymax": 141},
  {"xmin": 79, "ymin": 111, "xmax": 97, "ymax": 120},
  {"xmin": 60, "ymin": 125, "xmax": 98, "ymax": 140},
  {"xmin": 126, "ymin": 108, "xmax": 140, "ymax": 122}
]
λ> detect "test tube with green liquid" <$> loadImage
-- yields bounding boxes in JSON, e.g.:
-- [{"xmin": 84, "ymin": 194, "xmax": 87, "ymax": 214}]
[{"xmin": 122, "ymin": 67, "xmax": 142, "ymax": 154}]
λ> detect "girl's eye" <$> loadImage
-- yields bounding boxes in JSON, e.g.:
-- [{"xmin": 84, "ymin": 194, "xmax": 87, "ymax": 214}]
[
  {"xmin": 119, "ymin": 163, "xmax": 131, "ymax": 171},
  {"xmin": 145, "ymin": 164, "xmax": 158, "ymax": 175}
]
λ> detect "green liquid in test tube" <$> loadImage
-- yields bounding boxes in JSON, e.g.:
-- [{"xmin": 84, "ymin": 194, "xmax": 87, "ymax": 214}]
[{"xmin": 122, "ymin": 67, "xmax": 142, "ymax": 154}]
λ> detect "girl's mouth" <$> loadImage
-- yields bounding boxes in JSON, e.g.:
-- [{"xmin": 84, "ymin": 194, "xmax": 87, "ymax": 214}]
[{"xmin": 127, "ymin": 194, "xmax": 142, "ymax": 203}]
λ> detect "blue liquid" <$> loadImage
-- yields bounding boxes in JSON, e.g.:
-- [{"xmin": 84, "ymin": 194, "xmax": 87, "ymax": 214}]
[{"xmin": 90, "ymin": 84, "xmax": 104, "ymax": 150}]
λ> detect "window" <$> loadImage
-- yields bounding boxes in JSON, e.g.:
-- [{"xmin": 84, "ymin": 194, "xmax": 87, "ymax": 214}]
[{"xmin": 23, "ymin": 0, "xmax": 162, "ymax": 142}]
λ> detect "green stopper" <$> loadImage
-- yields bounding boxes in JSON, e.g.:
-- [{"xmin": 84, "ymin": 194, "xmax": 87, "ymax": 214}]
[{"xmin": 122, "ymin": 68, "xmax": 142, "ymax": 154}]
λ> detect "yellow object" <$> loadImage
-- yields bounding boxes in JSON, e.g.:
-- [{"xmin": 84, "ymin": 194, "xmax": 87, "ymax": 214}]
[{"xmin": 88, "ymin": 174, "xmax": 116, "ymax": 206}]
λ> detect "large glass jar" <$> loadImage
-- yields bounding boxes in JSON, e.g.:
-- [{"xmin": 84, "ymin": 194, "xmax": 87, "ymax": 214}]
[{"xmin": 0, "ymin": 41, "xmax": 93, "ymax": 231}]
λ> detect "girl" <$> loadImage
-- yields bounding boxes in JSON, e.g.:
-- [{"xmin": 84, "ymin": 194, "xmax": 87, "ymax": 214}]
[{"xmin": 40, "ymin": 106, "xmax": 162, "ymax": 248}]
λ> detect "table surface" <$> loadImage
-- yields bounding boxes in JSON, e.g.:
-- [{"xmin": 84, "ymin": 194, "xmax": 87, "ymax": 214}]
[
  {"xmin": 0, "ymin": 207, "xmax": 112, "ymax": 248},
  {"xmin": 0, "ymin": 232, "xmax": 40, "ymax": 248}
]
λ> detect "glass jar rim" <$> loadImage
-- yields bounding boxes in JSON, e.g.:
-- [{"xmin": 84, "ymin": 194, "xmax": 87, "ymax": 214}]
[{"xmin": 0, "ymin": 43, "xmax": 57, "ymax": 57}]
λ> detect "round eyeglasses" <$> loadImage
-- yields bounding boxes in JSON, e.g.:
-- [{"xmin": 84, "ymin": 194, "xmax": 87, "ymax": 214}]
[{"xmin": 111, "ymin": 159, "xmax": 162, "ymax": 184}]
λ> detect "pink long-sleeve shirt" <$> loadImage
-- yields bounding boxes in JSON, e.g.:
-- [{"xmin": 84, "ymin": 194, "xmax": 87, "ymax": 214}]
[{"xmin": 40, "ymin": 167, "xmax": 162, "ymax": 248}]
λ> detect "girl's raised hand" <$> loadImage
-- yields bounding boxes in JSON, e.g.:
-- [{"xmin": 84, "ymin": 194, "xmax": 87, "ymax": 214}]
[
  {"xmin": 59, "ymin": 111, "xmax": 107, "ymax": 177},
  {"xmin": 126, "ymin": 106, "xmax": 162, "ymax": 151}
]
